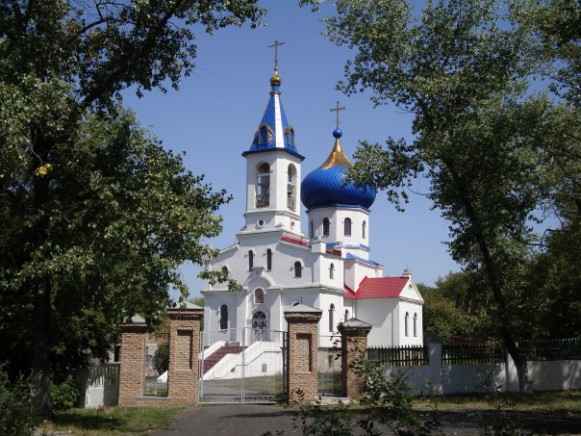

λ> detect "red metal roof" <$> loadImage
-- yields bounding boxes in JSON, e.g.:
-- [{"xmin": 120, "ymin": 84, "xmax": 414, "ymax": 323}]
[
  {"xmin": 280, "ymin": 233, "xmax": 309, "ymax": 247},
  {"xmin": 344, "ymin": 277, "xmax": 409, "ymax": 299}
]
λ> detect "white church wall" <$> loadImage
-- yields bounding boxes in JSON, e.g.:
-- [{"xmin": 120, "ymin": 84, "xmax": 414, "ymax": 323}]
[
  {"xmin": 357, "ymin": 299, "xmax": 397, "ymax": 347},
  {"xmin": 344, "ymin": 259, "xmax": 382, "ymax": 293},
  {"xmin": 307, "ymin": 207, "xmax": 370, "ymax": 252},
  {"xmin": 318, "ymin": 292, "xmax": 344, "ymax": 348},
  {"xmin": 397, "ymin": 300, "xmax": 423, "ymax": 346},
  {"xmin": 314, "ymin": 254, "xmax": 344, "ymax": 290}
]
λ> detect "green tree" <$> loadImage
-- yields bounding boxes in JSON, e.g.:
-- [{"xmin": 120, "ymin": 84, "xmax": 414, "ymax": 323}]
[
  {"xmin": 326, "ymin": 0, "xmax": 580, "ymax": 391},
  {"xmin": 419, "ymin": 276, "xmax": 470, "ymax": 342},
  {"xmin": 0, "ymin": 0, "xmax": 318, "ymax": 416}
]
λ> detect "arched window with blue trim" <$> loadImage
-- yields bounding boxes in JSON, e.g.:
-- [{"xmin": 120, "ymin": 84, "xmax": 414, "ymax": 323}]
[
  {"xmin": 344, "ymin": 218, "xmax": 352, "ymax": 236},
  {"xmin": 323, "ymin": 218, "xmax": 330, "ymax": 237}
]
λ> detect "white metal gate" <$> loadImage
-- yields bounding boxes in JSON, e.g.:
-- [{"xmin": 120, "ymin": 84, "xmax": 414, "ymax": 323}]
[{"xmin": 199, "ymin": 328, "xmax": 287, "ymax": 403}]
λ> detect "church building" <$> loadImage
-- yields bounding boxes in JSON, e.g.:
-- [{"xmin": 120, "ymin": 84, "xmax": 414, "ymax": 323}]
[{"xmin": 201, "ymin": 64, "xmax": 423, "ymax": 349}]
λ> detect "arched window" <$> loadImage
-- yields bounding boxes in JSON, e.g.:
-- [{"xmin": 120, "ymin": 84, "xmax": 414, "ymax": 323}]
[
  {"xmin": 344, "ymin": 309, "xmax": 349, "ymax": 322},
  {"xmin": 404, "ymin": 312, "xmax": 409, "ymax": 337},
  {"xmin": 219, "ymin": 305, "xmax": 228, "ymax": 330},
  {"xmin": 329, "ymin": 263, "xmax": 335, "ymax": 280},
  {"xmin": 309, "ymin": 221, "xmax": 314, "ymax": 239},
  {"xmin": 323, "ymin": 218, "xmax": 330, "ymax": 237},
  {"xmin": 362, "ymin": 221, "xmax": 367, "ymax": 239},
  {"xmin": 344, "ymin": 218, "xmax": 352, "ymax": 236},
  {"xmin": 287, "ymin": 164, "xmax": 296, "ymax": 211},
  {"xmin": 285, "ymin": 126, "xmax": 295, "ymax": 146},
  {"xmin": 266, "ymin": 249, "xmax": 272, "ymax": 270},
  {"xmin": 258, "ymin": 124, "xmax": 272, "ymax": 145},
  {"xmin": 256, "ymin": 163, "xmax": 270, "ymax": 208},
  {"xmin": 294, "ymin": 261, "xmax": 302, "ymax": 278},
  {"xmin": 413, "ymin": 313, "xmax": 418, "ymax": 337},
  {"xmin": 255, "ymin": 289, "xmax": 264, "ymax": 304},
  {"xmin": 248, "ymin": 250, "xmax": 254, "ymax": 271},
  {"xmin": 329, "ymin": 304, "xmax": 335, "ymax": 332},
  {"xmin": 221, "ymin": 266, "xmax": 228, "ymax": 276}
]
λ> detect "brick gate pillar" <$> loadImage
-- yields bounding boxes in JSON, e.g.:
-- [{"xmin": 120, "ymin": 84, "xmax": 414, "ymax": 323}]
[
  {"xmin": 166, "ymin": 302, "xmax": 204, "ymax": 406},
  {"xmin": 339, "ymin": 318, "xmax": 372, "ymax": 401},
  {"xmin": 118, "ymin": 315, "xmax": 148, "ymax": 406},
  {"xmin": 284, "ymin": 304, "xmax": 322, "ymax": 403}
]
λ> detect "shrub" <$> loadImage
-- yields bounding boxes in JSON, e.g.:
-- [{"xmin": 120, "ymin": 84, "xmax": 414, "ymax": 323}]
[
  {"xmin": 0, "ymin": 366, "xmax": 35, "ymax": 436},
  {"xmin": 155, "ymin": 342, "xmax": 169, "ymax": 374},
  {"xmin": 50, "ymin": 375, "xmax": 80, "ymax": 411}
]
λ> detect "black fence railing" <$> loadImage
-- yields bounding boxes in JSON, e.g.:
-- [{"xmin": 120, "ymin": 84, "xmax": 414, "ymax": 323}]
[
  {"xmin": 367, "ymin": 345, "xmax": 428, "ymax": 367},
  {"xmin": 367, "ymin": 338, "xmax": 581, "ymax": 368},
  {"xmin": 441, "ymin": 340, "xmax": 505, "ymax": 364},
  {"xmin": 520, "ymin": 337, "xmax": 581, "ymax": 361}
]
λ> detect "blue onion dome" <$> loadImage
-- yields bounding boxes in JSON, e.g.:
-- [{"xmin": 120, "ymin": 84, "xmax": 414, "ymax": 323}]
[{"xmin": 301, "ymin": 130, "xmax": 376, "ymax": 210}]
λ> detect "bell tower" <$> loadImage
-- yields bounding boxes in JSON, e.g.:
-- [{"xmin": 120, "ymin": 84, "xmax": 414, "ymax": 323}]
[{"xmin": 241, "ymin": 42, "xmax": 304, "ymax": 236}]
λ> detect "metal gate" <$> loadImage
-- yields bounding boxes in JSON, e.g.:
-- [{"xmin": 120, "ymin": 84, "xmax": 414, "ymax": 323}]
[
  {"xmin": 199, "ymin": 328, "xmax": 287, "ymax": 403},
  {"xmin": 318, "ymin": 334, "xmax": 344, "ymax": 396}
]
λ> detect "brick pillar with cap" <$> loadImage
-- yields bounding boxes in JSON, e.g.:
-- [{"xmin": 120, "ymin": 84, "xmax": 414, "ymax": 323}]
[
  {"xmin": 166, "ymin": 303, "xmax": 204, "ymax": 405},
  {"xmin": 339, "ymin": 318, "xmax": 372, "ymax": 400},
  {"xmin": 284, "ymin": 304, "xmax": 322, "ymax": 403},
  {"xmin": 118, "ymin": 315, "xmax": 148, "ymax": 406}
]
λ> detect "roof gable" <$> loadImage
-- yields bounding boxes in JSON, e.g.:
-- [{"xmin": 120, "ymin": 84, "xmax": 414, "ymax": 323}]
[{"xmin": 345, "ymin": 276, "xmax": 409, "ymax": 299}]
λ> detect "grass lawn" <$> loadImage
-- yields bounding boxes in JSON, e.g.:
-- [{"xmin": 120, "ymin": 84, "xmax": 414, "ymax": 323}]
[
  {"xmin": 412, "ymin": 390, "xmax": 581, "ymax": 414},
  {"xmin": 37, "ymin": 390, "xmax": 580, "ymax": 435},
  {"xmin": 39, "ymin": 406, "xmax": 184, "ymax": 436}
]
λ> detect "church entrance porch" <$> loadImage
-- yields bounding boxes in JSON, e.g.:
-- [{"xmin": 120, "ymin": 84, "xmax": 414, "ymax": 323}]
[{"xmin": 198, "ymin": 328, "xmax": 288, "ymax": 403}]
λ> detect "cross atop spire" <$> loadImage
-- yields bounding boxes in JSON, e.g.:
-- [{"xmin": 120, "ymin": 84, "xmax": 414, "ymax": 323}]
[
  {"xmin": 330, "ymin": 101, "xmax": 346, "ymax": 128},
  {"xmin": 268, "ymin": 39, "xmax": 285, "ymax": 71}
]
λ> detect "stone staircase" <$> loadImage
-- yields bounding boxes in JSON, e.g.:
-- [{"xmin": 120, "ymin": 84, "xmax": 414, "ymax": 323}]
[{"xmin": 202, "ymin": 343, "xmax": 246, "ymax": 375}]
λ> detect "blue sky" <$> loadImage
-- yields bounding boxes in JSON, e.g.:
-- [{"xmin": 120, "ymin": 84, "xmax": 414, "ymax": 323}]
[{"xmin": 123, "ymin": 1, "xmax": 460, "ymax": 298}]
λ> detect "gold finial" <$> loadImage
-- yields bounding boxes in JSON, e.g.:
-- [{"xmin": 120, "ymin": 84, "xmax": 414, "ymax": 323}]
[
  {"xmin": 270, "ymin": 70, "xmax": 282, "ymax": 86},
  {"xmin": 321, "ymin": 137, "xmax": 352, "ymax": 169},
  {"xmin": 330, "ymin": 101, "xmax": 346, "ymax": 128}
]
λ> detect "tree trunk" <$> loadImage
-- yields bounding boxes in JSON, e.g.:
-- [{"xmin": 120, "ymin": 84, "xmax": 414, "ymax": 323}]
[
  {"xmin": 446, "ymin": 162, "xmax": 530, "ymax": 392},
  {"xmin": 29, "ymin": 133, "xmax": 54, "ymax": 419}
]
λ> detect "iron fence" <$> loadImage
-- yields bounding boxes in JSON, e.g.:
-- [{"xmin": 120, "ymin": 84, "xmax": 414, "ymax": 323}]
[
  {"xmin": 367, "ymin": 345, "xmax": 428, "ymax": 367},
  {"xmin": 520, "ymin": 337, "xmax": 581, "ymax": 361},
  {"xmin": 442, "ymin": 340, "xmax": 505, "ymax": 364}
]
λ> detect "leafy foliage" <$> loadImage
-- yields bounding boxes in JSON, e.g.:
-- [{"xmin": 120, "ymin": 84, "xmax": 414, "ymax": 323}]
[
  {"xmin": 155, "ymin": 342, "xmax": 170, "ymax": 375},
  {"xmin": 0, "ymin": 365, "xmax": 35, "ymax": 436},
  {"xmin": 50, "ymin": 375, "xmax": 80, "ymax": 411},
  {"xmin": 1, "ymin": 0, "xmax": 327, "ymax": 415},
  {"xmin": 326, "ymin": 0, "xmax": 580, "ymax": 390}
]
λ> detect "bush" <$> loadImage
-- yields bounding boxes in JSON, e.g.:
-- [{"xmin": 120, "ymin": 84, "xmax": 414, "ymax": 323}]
[
  {"xmin": 50, "ymin": 375, "xmax": 80, "ymax": 411},
  {"xmin": 155, "ymin": 342, "xmax": 169, "ymax": 374},
  {"xmin": 0, "ymin": 366, "xmax": 35, "ymax": 436}
]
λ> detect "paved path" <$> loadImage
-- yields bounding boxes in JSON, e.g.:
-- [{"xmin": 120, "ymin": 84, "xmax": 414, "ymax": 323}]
[
  {"xmin": 153, "ymin": 404, "xmax": 301, "ymax": 435},
  {"xmin": 153, "ymin": 404, "xmax": 581, "ymax": 436}
]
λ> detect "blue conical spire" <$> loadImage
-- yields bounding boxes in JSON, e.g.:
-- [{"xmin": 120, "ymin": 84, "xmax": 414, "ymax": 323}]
[{"xmin": 243, "ymin": 70, "xmax": 302, "ymax": 157}]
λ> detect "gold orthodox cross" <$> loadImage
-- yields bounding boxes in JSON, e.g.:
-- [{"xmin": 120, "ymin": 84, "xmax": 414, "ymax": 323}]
[
  {"xmin": 330, "ymin": 101, "xmax": 346, "ymax": 128},
  {"xmin": 268, "ymin": 39, "xmax": 285, "ymax": 70}
]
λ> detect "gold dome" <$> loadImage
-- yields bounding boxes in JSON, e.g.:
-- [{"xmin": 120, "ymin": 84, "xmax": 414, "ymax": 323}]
[
  {"xmin": 321, "ymin": 138, "xmax": 352, "ymax": 169},
  {"xmin": 270, "ymin": 70, "xmax": 282, "ymax": 86}
]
